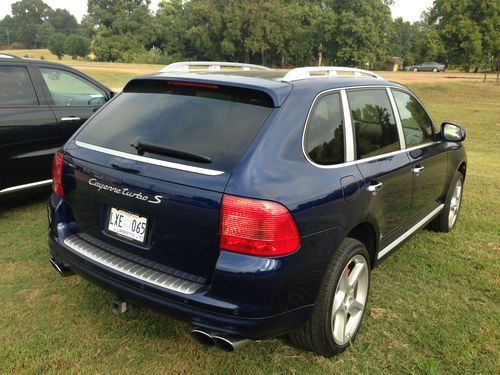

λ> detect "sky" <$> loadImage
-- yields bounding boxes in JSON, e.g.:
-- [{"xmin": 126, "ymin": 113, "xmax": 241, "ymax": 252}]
[{"xmin": 0, "ymin": 0, "xmax": 434, "ymax": 23}]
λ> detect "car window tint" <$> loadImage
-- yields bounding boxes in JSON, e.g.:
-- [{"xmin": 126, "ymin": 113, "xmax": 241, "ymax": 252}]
[
  {"xmin": 39, "ymin": 68, "xmax": 106, "ymax": 106},
  {"xmin": 75, "ymin": 85, "xmax": 273, "ymax": 172},
  {"xmin": 392, "ymin": 90, "xmax": 434, "ymax": 147},
  {"xmin": 304, "ymin": 93, "xmax": 344, "ymax": 165},
  {"xmin": 348, "ymin": 89, "xmax": 400, "ymax": 159},
  {"xmin": 0, "ymin": 66, "xmax": 38, "ymax": 106}
]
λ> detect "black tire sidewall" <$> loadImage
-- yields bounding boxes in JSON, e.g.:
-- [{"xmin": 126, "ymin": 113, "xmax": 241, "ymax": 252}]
[{"xmin": 318, "ymin": 239, "xmax": 371, "ymax": 352}]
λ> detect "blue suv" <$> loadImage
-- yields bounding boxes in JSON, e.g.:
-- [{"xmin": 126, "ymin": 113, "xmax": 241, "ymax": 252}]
[{"xmin": 48, "ymin": 63, "xmax": 466, "ymax": 356}]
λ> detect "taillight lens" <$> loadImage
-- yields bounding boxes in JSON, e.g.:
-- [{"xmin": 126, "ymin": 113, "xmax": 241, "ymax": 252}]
[
  {"xmin": 52, "ymin": 152, "xmax": 64, "ymax": 197},
  {"xmin": 220, "ymin": 195, "xmax": 300, "ymax": 256}
]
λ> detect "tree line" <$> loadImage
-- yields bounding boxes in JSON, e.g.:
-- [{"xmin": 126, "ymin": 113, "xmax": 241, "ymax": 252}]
[{"xmin": 0, "ymin": 0, "xmax": 498, "ymax": 71}]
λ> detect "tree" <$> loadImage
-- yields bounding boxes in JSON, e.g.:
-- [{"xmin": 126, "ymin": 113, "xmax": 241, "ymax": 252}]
[
  {"xmin": 326, "ymin": 0, "xmax": 394, "ymax": 67},
  {"xmin": 47, "ymin": 32, "xmax": 66, "ymax": 59},
  {"xmin": 36, "ymin": 21, "xmax": 55, "ymax": 47},
  {"xmin": 429, "ymin": 0, "xmax": 500, "ymax": 71},
  {"xmin": 11, "ymin": 0, "xmax": 52, "ymax": 48},
  {"xmin": 64, "ymin": 34, "xmax": 90, "ymax": 59},
  {"xmin": 87, "ymin": 0, "xmax": 154, "ymax": 61},
  {"xmin": 389, "ymin": 18, "xmax": 417, "ymax": 65},
  {"xmin": 49, "ymin": 8, "xmax": 80, "ymax": 35}
]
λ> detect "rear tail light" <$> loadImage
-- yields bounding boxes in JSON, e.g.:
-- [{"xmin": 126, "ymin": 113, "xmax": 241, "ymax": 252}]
[
  {"xmin": 220, "ymin": 195, "xmax": 300, "ymax": 256},
  {"xmin": 52, "ymin": 152, "xmax": 64, "ymax": 197}
]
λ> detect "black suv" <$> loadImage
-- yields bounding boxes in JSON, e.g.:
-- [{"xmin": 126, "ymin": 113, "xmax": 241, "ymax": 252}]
[{"xmin": 0, "ymin": 56, "xmax": 113, "ymax": 196}]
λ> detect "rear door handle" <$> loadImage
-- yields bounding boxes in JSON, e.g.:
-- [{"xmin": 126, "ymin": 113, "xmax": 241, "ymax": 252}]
[
  {"xmin": 412, "ymin": 165, "xmax": 425, "ymax": 176},
  {"xmin": 60, "ymin": 117, "xmax": 81, "ymax": 122},
  {"xmin": 367, "ymin": 182, "xmax": 383, "ymax": 195}
]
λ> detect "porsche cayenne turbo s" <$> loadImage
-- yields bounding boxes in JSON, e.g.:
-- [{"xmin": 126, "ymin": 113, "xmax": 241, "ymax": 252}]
[{"xmin": 48, "ymin": 63, "xmax": 466, "ymax": 356}]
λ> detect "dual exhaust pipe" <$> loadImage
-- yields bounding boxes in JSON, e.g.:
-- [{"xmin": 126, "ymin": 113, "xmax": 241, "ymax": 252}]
[{"xmin": 191, "ymin": 328, "xmax": 251, "ymax": 352}]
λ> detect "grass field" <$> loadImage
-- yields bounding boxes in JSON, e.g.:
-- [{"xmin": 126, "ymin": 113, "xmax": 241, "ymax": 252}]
[{"xmin": 0, "ymin": 65, "xmax": 499, "ymax": 374}]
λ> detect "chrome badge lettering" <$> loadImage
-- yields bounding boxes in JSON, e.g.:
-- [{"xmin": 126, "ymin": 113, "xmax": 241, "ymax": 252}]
[{"xmin": 88, "ymin": 178, "xmax": 163, "ymax": 204}]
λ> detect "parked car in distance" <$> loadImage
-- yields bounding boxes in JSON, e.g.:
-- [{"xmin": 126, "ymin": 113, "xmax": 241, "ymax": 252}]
[
  {"xmin": 0, "ymin": 56, "xmax": 113, "ymax": 197},
  {"xmin": 406, "ymin": 61, "xmax": 446, "ymax": 72},
  {"xmin": 48, "ymin": 62, "xmax": 466, "ymax": 357}
]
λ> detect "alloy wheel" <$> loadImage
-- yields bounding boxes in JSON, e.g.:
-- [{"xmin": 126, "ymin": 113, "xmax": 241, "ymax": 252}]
[
  {"xmin": 331, "ymin": 254, "xmax": 369, "ymax": 346},
  {"xmin": 448, "ymin": 179, "xmax": 462, "ymax": 228}
]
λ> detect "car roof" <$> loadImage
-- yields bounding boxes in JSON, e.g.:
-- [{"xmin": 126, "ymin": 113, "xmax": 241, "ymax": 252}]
[
  {"xmin": 0, "ymin": 56, "xmax": 76, "ymax": 68},
  {"xmin": 125, "ymin": 70, "xmax": 404, "ymax": 107}
]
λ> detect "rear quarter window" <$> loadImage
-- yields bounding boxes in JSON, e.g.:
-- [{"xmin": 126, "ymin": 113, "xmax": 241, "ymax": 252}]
[
  {"xmin": 0, "ymin": 66, "xmax": 38, "ymax": 106},
  {"xmin": 304, "ymin": 93, "xmax": 344, "ymax": 165},
  {"xmin": 75, "ymin": 82, "xmax": 274, "ymax": 172}
]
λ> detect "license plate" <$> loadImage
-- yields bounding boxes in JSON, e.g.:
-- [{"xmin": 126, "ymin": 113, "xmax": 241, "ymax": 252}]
[{"xmin": 108, "ymin": 208, "xmax": 148, "ymax": 243}]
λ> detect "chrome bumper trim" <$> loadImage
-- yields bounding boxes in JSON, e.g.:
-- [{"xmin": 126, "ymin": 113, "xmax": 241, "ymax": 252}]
[{"xmin": 63, "ymin": 235, "xmax": 203, "ymax": 294}]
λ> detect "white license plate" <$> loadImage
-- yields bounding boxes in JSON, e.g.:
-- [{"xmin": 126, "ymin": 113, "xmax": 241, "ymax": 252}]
[{"xmin": 108, "ymin": 208, "xmax": 148, "ymax": 243}]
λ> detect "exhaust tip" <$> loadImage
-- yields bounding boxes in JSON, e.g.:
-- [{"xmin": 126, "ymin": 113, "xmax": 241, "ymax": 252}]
[
  {"xmin": 212, "ymin": 335, "xmax": 236, "ymax": 352},
  {"xmin": 50, "ymin": 257, "xmax": 74, "ymax": 277},
  {"xmin": 212, "ymin": 334, "xmax": 251, "ymax": 352},
  {"xmin": 191, "ymin": 329, "xmax": 215, "ymax": 347}
]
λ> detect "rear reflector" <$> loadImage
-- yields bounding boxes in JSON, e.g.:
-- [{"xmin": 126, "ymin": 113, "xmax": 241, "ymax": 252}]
[
  {"xmin": 52, "ymin": 152, "xmax": 64, "ymax": 197},
  {"xmin": 220, "ymin": 195, "xmax": 300, "ymax": 256}
]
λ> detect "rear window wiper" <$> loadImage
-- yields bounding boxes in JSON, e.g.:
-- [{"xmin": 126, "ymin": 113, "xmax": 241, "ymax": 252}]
[{"xmin": 130, "ymin": 138, "xmax": 212, "ymax": 164}]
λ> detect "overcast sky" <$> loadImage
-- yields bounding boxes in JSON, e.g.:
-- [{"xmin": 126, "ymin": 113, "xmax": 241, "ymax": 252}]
[{"xmin": 0, "ymin": 0, "xmax": 434, "ymax": 23}]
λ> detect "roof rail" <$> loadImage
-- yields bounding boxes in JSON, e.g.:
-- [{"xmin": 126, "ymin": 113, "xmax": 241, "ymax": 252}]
[
  {"xmin": 280, "ymin": 66, "xmax": 383, "ymax": 82},
  {"xmin": 160, "ymin": 61, "xmax": 272, "ymax": 73}
]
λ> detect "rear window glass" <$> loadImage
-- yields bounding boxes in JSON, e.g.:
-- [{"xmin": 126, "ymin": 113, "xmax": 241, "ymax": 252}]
[{"xmin": 76, "ymin": 83, "xmax": 274, "ymax": 172}]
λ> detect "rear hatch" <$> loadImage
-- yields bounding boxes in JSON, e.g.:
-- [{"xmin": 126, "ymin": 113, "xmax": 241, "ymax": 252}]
[{"xmin": 62, "ymin": 78, "xmax": 277, "ymax": 282}]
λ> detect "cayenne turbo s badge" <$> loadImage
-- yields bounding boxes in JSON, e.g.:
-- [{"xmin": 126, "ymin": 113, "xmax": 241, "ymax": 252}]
[{"xmin": 88, "ymin": 178, "xmax": 163, "ymax": 204}]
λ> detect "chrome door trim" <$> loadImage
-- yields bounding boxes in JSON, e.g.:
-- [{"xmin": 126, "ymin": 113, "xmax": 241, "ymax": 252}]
[
  {"xmin": 386, "ymin": 87, "xmax": 406, "ymax": 149},
  {"xmin": 74, "ymin": 141, "xmax": 225, "ymax": 176},
  {"xmin": 340, "ymin": 89, "xmax": 355, "ymax": 161},
  {"xmin": 301, "ymin": 85, "xmax": 439, "ymax": 170},
  {"xmin": 377, "ymin": 204, "xmax": 444, "ymax": 259},
  {"xmin": 0, "ymin": 179, "xmax": 52, "ymax": 196}
]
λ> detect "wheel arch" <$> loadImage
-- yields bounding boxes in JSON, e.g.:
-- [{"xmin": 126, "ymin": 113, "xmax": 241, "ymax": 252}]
[
  {"xmin": 458, "ymin": 161, "xmax": 467, "ymax": 180},
  {"xmin": 345, "ymin": 221, "xmax": 379, "ymax": 269}
]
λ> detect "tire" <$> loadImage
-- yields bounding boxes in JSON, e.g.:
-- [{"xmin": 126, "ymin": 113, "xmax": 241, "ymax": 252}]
[
  {"xmin": 433, "ymin": 67, "xmax": 438, "ymax": 72},
  {"xmin": 428, "ymin": 172, "xmax": 464, "ymax": 232},
  {"xmin": 289, "ymin": 238, "xmax": 370, "ymax": 357},
  {"xmin": 413, "ymin": 67, "xmax": 418, "ymax": 72}
]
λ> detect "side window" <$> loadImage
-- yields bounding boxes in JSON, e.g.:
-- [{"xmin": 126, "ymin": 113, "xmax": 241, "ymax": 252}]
[
  {"xmin": 392, "ymin": 90, "xmax": 434, "ymax": 147},
  {"xmin": 304, "ymin": 93, "xmax": 344, "ymax": 165},
  {"xmin": 39, "ymin": 68, "xmax": 106, "ymax": 107},
  {"xmin": 0, "ymin": 66, "xmax": 39, "ymax": 106},
  {"xmin": 348, "ymin": 89, "xmax": 400, "ymax": 159}
]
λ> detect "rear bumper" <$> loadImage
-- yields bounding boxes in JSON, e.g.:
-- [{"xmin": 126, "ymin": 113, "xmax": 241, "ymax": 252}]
[
  {"xmin": 47, "ymin": 193, "xmax": 330, "ymax": 339},
  {"xmin": 48, "ymin": 235, "xmax": 312, "ymax": 339}
]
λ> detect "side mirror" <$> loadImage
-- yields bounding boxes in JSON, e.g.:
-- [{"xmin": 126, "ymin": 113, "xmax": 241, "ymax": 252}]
[{"xmin": 441, "ymin": 122, "xmax": 466, "ymax": 142}]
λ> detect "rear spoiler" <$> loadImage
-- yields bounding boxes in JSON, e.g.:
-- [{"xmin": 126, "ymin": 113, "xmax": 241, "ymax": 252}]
[{"xmin": 123, "ymin": 75, "xmax": 292, "ymax": 107}]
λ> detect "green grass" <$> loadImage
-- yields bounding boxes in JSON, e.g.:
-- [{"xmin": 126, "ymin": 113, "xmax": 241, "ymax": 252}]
[{"xmin": 0, "ymin": 79, "xmax": 499, "ymax": 374}]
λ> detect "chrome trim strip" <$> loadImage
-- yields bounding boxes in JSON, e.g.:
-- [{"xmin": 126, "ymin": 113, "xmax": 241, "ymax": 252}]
[
  {"xmin": 386, "ymin": 87, "xmax": 406, "ymax": 149},
  {"xmin": 63, "ymin": 235, "xmax": 203, "ymax": 294},
  {"xmin": 75, "ymin": 141, "xmax": 225, "ymax": 176},
  {"xmin": 377, "ymin": 204, "xmax": 444, "ymax": 259},
  {"xmin": 0, "ymin": 179, "xmax": 52, "ymax": 195},
  {"xmin": 340, "ymin": 90, "xmax": 355, "ymax": 161}
]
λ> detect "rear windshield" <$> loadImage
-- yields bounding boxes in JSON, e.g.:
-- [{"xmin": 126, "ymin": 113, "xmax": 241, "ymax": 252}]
[{"xmin": 75, "ymin": 82, "xmax": 274, "ymax": 172}]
